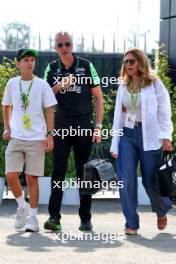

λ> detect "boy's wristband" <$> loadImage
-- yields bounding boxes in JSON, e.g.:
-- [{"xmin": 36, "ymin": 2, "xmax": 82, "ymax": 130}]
[{"xmin": 47, "ymin": 130, "xmax": 55, "ymax": 136}]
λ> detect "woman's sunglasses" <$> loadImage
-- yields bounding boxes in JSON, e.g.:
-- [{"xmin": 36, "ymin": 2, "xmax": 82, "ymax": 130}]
[
  {"xmin": 123, "ymin": 59, "xmax": 136, "ymax": 65},
  {"xmin": 57, "ymin": 42, "xmax": 72, "ymax": 48}
]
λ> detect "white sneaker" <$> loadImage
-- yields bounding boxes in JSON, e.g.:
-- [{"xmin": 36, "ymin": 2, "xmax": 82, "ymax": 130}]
[
  {"xmin": 15, "ymin": 203, "xmax": 29, "ymax": 229},
  {"xmin": 25, "ymin": 216, "xmax": 39, "ymax": 232}
]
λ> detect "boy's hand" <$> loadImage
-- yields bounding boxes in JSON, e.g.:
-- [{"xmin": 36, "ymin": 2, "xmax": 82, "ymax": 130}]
[
  {"xmin": 2, "ymin": 129, "xmax": 11, "ymax": 141},
  {"xmin": 45, "ymin": 136, "xmax": 54, "ymax": 152}
]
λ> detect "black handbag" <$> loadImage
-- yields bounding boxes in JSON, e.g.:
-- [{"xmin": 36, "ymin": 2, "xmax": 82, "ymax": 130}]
[
  {"xmin": 158, "ymin": 152, "xmax": 176, "ymax": 197},
  {"xmin": 82, "ymin": 144, "xmax": 116, "ymax": 195}
]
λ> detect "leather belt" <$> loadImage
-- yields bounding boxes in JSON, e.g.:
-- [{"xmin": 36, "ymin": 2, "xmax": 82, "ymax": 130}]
[{"xmin": 134, "ymin": 121, "xmax": 142, "ymax": 127}]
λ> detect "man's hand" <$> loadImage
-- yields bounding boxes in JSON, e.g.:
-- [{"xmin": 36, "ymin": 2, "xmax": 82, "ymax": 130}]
[
  {"xmin": 45, "ymin": 136, "xmax": 54, "ymax": 152},
  {"xmin": 92, "ymin": 127, "xmax": 102, "ymax": 144},
  {"xmin": 62, "ymin": 74, "xmax": 75, "ymax": 90},
  {"xmin": 52, "ymin": 74, "xmax": 75, "ymax": 94},
  {"xmin": 163, "ymin": 139, "xmax": 173, "ymax": 152},
  {"xmin": 2, "ymin": 129, "xmax": 11, "ymax": 141}
]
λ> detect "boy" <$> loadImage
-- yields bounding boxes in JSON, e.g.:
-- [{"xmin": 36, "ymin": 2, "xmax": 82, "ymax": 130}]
[{"xmin": 2, "ymin": 48, "xmax": 57, "ymax": 232}]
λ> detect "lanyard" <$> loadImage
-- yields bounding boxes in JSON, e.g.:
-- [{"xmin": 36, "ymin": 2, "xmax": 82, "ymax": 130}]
[
  {"xmin": 19, "ymin": 76, "xmax": 34, "ymax": 111},
  {"xmin": 130, "ymin": 81, "xmax": 139, "ymax": 113}
]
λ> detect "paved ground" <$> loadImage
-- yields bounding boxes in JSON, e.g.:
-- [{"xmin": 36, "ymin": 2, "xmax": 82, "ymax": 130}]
[{"xmin": 0, "ymin": 199, "xmax": 176, "ymax": 264}]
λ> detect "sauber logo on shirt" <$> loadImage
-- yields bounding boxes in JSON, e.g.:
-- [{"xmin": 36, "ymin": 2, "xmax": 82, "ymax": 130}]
[
  {"xmin": 76, "ymin": 67, "xmax": 85, "ymax": 72},
  {"xmin": 75, "ymin": 67, "xmax": 86, "ymax": 75},
  {"xmin": 60, "ymin": 84, "xmax": 82, "ymax": 94}
]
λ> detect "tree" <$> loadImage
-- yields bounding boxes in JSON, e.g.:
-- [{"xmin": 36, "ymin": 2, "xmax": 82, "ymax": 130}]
[{"xmin": 1, "ymin": 22, "xmax": 30, "ymax": 50}]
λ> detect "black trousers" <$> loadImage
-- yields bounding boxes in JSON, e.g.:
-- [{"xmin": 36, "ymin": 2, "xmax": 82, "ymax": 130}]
[{"xmin": 48, "ymin": 117, "xmax": 94, "ymax": 222}]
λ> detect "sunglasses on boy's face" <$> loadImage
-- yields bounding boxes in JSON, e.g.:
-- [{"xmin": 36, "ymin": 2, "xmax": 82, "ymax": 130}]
[
  {"xmin": 123, "ymin": 59, "xmax": 136, "ymax": 65},
  {"xmin": 57, "ymin": 42, "xmax": 72, "ymax": 48}
]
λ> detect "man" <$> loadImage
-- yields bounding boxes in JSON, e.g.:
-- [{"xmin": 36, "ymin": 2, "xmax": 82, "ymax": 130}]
[
  {"xmin": 2, "ymin": 48, "xmax": 57, "ymax": 232},
  {"xmin": 44, "ymin": 31, "xmax": 103, "ymax": 231}
]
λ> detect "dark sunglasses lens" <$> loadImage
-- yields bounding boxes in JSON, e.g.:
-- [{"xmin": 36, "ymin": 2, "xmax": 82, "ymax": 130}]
[
  {"xmin": 65, "ymin": 42, "xmax": 71, "ymax": 47},
  {"xmin": 124, "ymin": 59, "xmax": 136, "ymax": 65},
  {"xmin": 57, "ymin": 42, "xmax": 71, "ymax": 48},
  {"xmin": 57, "ymin": 43, "xmax": 63, "ymax": 48}
]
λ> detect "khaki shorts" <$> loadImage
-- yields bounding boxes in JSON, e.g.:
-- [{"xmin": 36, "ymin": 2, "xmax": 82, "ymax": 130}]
[{"xmin": 5, "ymin": 138, "xmax": 46, "ymax": 176}]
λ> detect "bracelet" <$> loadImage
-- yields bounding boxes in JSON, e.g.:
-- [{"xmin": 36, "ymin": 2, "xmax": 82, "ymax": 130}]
[
  {"xmin": 47, "ymin": 130, "xmax": 55, "ymax": 136},
  {"xmin": 95, "ymin": 123, "xmax": 102, "ymax": 129}
]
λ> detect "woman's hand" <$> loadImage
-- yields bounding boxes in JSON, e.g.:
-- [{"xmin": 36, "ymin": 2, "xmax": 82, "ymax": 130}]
[
  {"xmin": 111, "ymin": 152, "xmax": 118, "ymax": 159},
  {"xmin": 163, "ymin": 139, "xmax": 173, "ymax": 152}
]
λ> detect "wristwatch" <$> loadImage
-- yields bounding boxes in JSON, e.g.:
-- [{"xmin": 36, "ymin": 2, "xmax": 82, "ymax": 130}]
[{"xmin": 47, "ymin": 130, "xmax": 55, "ymax": 136}]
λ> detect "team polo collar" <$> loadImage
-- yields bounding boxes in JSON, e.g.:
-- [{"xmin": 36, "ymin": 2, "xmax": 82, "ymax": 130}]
[{"xmin": 58, "ymin": 53, "xmax": 79, "ymax": 71}]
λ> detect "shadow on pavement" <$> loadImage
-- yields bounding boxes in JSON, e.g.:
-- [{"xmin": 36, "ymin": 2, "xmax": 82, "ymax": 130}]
[
  {"xmin": 6, "ymin": 230, "xmax": 123, "ymax": 252},
  {"xmin": 125, "ymin": 232, "xmax": 176, "ymax": 253}
]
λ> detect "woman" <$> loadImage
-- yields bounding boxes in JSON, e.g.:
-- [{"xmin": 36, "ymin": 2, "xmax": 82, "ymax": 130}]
[{"xmin": 110, "ymin": 48, "xmax": 173, "ymax": 235}]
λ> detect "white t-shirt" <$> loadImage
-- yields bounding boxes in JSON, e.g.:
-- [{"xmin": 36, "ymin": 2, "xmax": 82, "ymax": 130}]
[
  {"xmin": 122, "ymin": 86, "xmax": 142, "ymax": 122},
  {"xmin": 2, "ymin": 76, "xmax": 57, "ymax": 140}
]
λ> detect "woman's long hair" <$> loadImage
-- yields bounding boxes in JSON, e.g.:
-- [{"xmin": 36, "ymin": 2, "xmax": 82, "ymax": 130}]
[{"xmin": 120, "ymin": 48, "xmax": 157, "ymax": 87}]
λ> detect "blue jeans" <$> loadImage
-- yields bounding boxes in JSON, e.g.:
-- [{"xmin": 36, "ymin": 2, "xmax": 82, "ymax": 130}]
[{"xmin": 116, "ymin": 126, "xmax": 172, "ymax": 229}]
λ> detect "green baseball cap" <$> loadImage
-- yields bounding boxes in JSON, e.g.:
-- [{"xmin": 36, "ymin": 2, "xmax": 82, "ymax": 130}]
[{"xmin": 16, "ymin": 48, "xmax": 38, "ymax": 61}]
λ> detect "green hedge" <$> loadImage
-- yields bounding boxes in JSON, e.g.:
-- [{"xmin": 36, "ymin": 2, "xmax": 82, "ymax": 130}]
[
  {"xmin": 0, "ymin": 58, "xmax": 19, "ymax": 177},
  {"xmin": 156, "ymin": 50, "xmax": 176, "ymax": 149}
]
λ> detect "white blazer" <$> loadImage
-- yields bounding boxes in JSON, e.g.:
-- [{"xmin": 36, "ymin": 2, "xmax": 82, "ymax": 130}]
[{"xmin": 110, "ymin": 78, "xmax": 173, "ymax": 155}]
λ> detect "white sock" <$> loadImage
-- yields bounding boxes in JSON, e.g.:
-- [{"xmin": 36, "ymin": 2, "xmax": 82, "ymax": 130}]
[
  {"xmin": 29, "ymin": 208, "xmax": 38, "ymax": 217},
  {"xmin": 16, "ymin": 195, "xmax": 26, "ymax": 209}
]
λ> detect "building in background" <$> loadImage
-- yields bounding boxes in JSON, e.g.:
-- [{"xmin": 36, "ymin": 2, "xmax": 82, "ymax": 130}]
[{"xmin": 160, "ymin": 0, "xmax": 176, "ymax": 83}]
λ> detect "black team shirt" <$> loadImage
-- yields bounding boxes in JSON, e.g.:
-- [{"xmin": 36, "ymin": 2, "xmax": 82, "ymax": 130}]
[{"xmin": 44, "ymin": 53, "xmax": 100, "ymax": 125}]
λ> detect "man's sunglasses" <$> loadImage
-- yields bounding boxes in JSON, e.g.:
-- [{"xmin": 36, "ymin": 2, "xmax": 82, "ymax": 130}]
[
  {"xmin": 57, "ymin": 42, "xmax": 72, "ymax": 48},
  {"xmin": 123, "ymin": 59, "xmax": 136, "ymax": 65}
]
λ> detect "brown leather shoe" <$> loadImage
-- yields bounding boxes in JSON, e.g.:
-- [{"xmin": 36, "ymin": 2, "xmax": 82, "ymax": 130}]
[{"xmin": 157, "ymin": 216, "xmax": 167, "ymax": 230}]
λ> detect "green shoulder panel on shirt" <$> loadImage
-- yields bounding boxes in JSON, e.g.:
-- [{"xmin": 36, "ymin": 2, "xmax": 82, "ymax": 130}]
[
  {"xmin": 89, "ymin": 62, "xmax": 100, "ymax": 86},
  {"xmin": 44, "ymin": 64, "xmax": 51, "ymax": 81}
]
